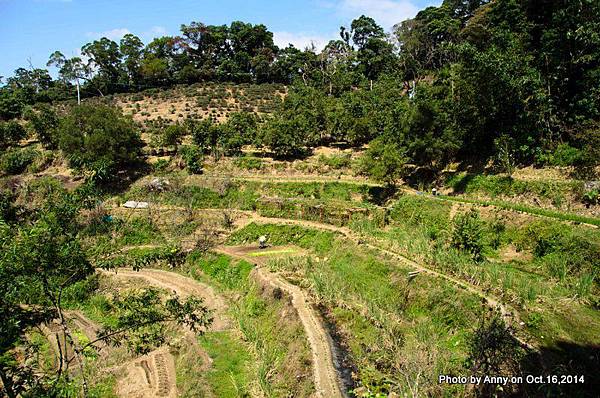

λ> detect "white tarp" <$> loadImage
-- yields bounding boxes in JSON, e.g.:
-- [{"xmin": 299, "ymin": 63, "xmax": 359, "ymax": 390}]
[{"xmin": 123, "ymin": 200, "xmax": 149, "ymax": 209}]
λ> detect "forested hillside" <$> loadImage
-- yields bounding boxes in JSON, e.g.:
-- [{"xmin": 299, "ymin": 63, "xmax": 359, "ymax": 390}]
[
  {"xmin": 2, "ymin": 0, "xmax": 599, "ymax": 174},
  {"xmin": 1, "ymin": 1, "xmax": 599, "ymax": 397}
]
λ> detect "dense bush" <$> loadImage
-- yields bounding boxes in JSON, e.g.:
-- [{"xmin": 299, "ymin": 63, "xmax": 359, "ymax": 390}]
[
  {"xmin": 58, "ymin": 104, "xmax": 142, "ymax": 172},
  {"xmin": 160, "ymin": 123, "xmax": 186, "ymax": 147},
  {"xmin": 179, "ymin": 145, "xmax": 203, "ymax": 174},
  {"xmin": 358, "ymin": 136, "xmax": 408, "ymax": 186},
  {"xmin": 261, "ymin": 116, "xmax": 308, "ymax": 158},
  {"xmin": 24, "ymin": 104, "xmax": 59, "ymax": 149},
  {"xmin": 0, "ymin": 120, "xmax": 26, "ymax": 149},
  {"xmin": 451, "ymin": 209, "xmax": 485, "ymax": 261},
  {"xmin": 0, "ymin": 147, "xmax": 39, "ymax": 175}
]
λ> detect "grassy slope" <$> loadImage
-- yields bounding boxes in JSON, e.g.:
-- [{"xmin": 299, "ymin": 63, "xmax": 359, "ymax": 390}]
[{"xmin": 227, "ymin": 223, "xmax": 484, "ymax": 396}]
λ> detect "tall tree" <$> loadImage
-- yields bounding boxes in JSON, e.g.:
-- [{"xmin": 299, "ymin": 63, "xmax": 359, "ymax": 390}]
[
  {"xmin": 81, "ymin": 38, "xmax": 123, "ymax": 93},
  {"xmin": 120, "ymin": 34, "xmax": 144, "ymax": 88}
]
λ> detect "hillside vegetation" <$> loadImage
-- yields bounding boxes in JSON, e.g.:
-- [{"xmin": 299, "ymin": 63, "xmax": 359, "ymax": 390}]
[{"xmin": 1, "ymin": 0, "xmax": 599, "ymax": 397}]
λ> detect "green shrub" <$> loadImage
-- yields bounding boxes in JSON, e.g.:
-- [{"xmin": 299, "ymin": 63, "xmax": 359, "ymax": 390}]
[
  {"xmin": 582, "ymin": 189, "xmax": 599, "ymax": 206},
  {"xmin": 541, "ymin": 143, "xmax": 582, "ymax": 166},
  {"xmin": 0, "ymin": 120, "xmax": 27, "ymax": 149},
  {"xmin": 451, "ymin": 209, "xmax": 485, "ymax": 261},
  {"xmin": 179, "ymin": 145, "xmax": 203, "ymax": 174},
  {"xmin": 161, "ymin": 124, "xmax": 186, "ymax": 146},
  {"xmin": 0, "ymin": 147, "xmax": 39, "ymax": 175},
  {"xmin": 58, "ymin": 104, "xmax": 143, "ymax": 172},
  {"xmin": 153, "ymin": 159, "xmax": 170, "ymax": 173},
  {"xmin": 358, "ymin": 136, "xmax": 408, "ymax": 186},
  {"xmin": 24, "ymin": 104, "xmax": 59, "ymax": 149},
  {"xmin": 235, "ymin": 156, "xmax": 263, "ymax": 170}
]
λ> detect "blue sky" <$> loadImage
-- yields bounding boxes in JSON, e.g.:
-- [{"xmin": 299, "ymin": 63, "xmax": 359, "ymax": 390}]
[{"xmin": 0, "ymin": 0, "xmax": 440, "ymax": 80}]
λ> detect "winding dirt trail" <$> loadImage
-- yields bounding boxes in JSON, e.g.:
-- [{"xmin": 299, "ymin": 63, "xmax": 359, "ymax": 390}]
[
  {"xmin": 115, "ymin": 202, "xmax": 533, "ymax": 348},
  {"xmin": 214, "ymin": 245, "xmax": 345, "ymax": 398},
  {"xmin": 100, "ymin": 268, "xmax": 230, "ymax": 331}
]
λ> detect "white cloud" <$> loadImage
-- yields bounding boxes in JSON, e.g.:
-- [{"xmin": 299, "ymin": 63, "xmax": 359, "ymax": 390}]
[
  {"xmin": 140, "ymin": 26, "xmax": 168, "ymax": 42},
  {"xmin": 273, "ymin": 31, "xmax": 334, "ymax": 52},
  {"xmin": 336, "ymin": 0, "xmax": 420, "ymax": 28},
  {"xmin": 149, "ymin": 26, "xmax": 167, "ymax": 36},
  {"xmin": 85, "ymin": 28, "xmax": 131, "ymax": 41}
]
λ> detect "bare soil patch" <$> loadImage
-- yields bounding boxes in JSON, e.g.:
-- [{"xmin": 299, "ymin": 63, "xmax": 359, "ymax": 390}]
[{"xmin": 116, "ymin": 347, "xmax": 177, "ymax": 398}]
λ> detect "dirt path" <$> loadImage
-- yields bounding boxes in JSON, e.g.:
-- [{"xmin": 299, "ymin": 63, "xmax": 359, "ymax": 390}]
[
  {"xmin": 448, "ymin": 202, "xmax": 460, "ymax": 220},
  {"xmin": 100, "ymin": 268, "xmax": 230, "ymax": 331},
  {"xmin": 214, "ymin": 245, "xmax": 345, "ymax": 398},
  {"xmin": 98, "ymin": 268, "xmax": 230, "ymax": 397},
  {"xmin": 199, "ymin": 173, "xmax": 381, "ymax": 187}
]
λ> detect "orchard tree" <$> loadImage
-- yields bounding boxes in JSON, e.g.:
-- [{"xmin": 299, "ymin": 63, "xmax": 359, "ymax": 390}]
[
  {"xmin": 359, "ymin": 136, "xmax": 409, "ymax": 187},
  {"xmin": 451, "ymin": 209, "xmax": 485, "ymax": 261},
  {"xmin": 0, "ymin": 120, "xmax": 26, "ymax": 150},
  {"xmin": 188, "ymin": 118, "xmax": 219, "ymax": 156},
  {"xmin": 262, "ymin": 116, "xmax": 309, "ymax": 158},
  {"xmin": 58, "ymin": 105, "xmax": 142, "ymax": 179},
  {"xmin": 23, "ymin": 104, "xmax": 59, "ymax": 149},
  {"xmin": 0, "ymin": 88, "xmax": 24, "ymax": 120}
]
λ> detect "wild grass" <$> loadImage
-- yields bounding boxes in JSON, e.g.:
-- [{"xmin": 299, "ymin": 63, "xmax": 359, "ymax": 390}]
[
  {"xmin": 234, "ymin": 156, "xmax": 264, "ymax": 170},
  {"xmin": 124, "ymin": 181, "xmax": 259, "ymax": 210},
  {"xmin": 253, "ymin": 226, "xmax": 483, "ymax": 396},
  {"xmin": 317, "ymin": 153, "xmax": 352, "ymax": 170},
  {"xmin": 360, "ymin": 195, "xmax": 600, "ymax": 349},
  {"xmin": 247, "ymin": 180, "xmax": 370, "ymax": 202},
  {"xmin": 198, "ymin": 331, "xmax": 252, "ymax": 397},
  {"xmin": 226, "ymin": 222, "xmax": 336, "ymax": 254},
  {"xmin": 445, "ymin": 173, "xmax": 582, "ymax": 199}
]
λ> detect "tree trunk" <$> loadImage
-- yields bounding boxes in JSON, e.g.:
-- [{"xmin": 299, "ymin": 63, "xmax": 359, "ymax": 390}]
[{"xmin": 76, "ymin": 78, "xmax": 81, "ymax": 105}]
